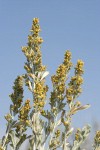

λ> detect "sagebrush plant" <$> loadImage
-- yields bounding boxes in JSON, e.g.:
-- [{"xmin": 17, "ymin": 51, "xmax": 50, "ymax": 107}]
[{"xmin": 0, "ymin": 18, "xmax": 100, "ymax": 150}]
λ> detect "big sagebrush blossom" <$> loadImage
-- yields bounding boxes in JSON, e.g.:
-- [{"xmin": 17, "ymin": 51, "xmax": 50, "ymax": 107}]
[{"xmin": 0, "ymin": 18, "xmax": 99, "ymax": 150}]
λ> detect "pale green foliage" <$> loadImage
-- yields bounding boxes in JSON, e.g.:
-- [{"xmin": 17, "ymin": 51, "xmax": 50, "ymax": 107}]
[{"xmin": 0, "ymin": 18, "xmax": 100, "ymax": 150}]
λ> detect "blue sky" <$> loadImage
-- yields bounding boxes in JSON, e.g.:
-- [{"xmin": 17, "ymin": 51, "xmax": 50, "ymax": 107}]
[{"xmin": 0, "ymin": 0, "xmax": 100, "ymax": 136}]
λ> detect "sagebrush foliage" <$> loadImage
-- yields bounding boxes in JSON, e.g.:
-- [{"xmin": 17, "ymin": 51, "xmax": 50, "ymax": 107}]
[{"xmin": 0, "ymin": 18, "xmax": 100, "ymax": 150}]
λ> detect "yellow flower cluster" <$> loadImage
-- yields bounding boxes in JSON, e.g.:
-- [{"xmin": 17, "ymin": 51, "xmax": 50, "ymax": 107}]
[
  {"xmin": 66, "ymin": 60, "xmax": 84, "ymax": 103},
  {"xmin": 75, "ymin": 128, "xmax": 81, "ymax": 141},
  {"xmin": 33, "ymin": 82, "xmax": 48, "ymax": 111},
  {"xmin": 22, "ymin": 18, "xmax": 48, "ymax": 113},
  {"xmin": 19, "ymin": 99, "xmax": 31, "ymax": 123},
  {"xmin": 50, "ymin": 51, "xmax": 72, "ymax": 102},
  {"xmin": 61, "ymin": 118, "xmax": 70, "ymax": 128},
  {"xmin": 5, "ymin": 113, "xmax": 12, "ymax": 122},
  {"xmin": 55, "ymin": 130, "xmax": 60, "ymax": 138},
  {"xmin": 22, "ymin": 18, "xmax": 46, "ymax": 73},
  {"xmin": 31, "ymin": 18, "xmax": 40, "ymax": 35},
  {"xmin": 9, "ymin": 76, "xmax": 23, "ymax": 114},
  {"xmin": 49, "ymin": 139, "xmax": 60, "ymax": 149},
  {"xmin": 94, "ymin": 131, "xmax": 100, "ymax": 145},
  {"xmin": 63, "ymin": 50, "xmax": 73, "ymax": 70},
  {"xmin": 75, "ymin": 60, "xmax": 84, "ymax": 75}
]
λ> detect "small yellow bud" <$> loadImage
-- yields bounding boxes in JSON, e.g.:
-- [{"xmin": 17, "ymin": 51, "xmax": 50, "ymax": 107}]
[{"xmin": 33, "ymin": 18, "xmax": 39, "ymax": 24}]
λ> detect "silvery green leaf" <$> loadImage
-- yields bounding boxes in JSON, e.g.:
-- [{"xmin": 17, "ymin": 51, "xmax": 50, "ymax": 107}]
[
  {"xmin": 76, "ymin": 104, "xmax": 90, "ymax": 111},
  {"xmin": 10, "ymin": 105, "xmax": 13, "ymax": 115},
  {"xmin": 37, "ymin": 71, "xmax": 42, "ymax": 78},
  {"xmin": 15, "ymin": 134, "xmax": 27, "ymax": 150},
  {"xmin": 28, "ymin": 80, "xmax": 33, "ymax": 91},
  {"xmin": 56, "ymin": 118, "xmax": 62, "ymax": 126},
  {"xmin": 11, "ymin": 120, "xmax": 17, "ymax": 126},
  {"xmin": 82, "ymin": 124, "xmax": 91, "ymax": 139},
  {"xmin": 9, "ymin": 131, "xmax": 19, "ymax": 148},
  {"xmin": 40, "ymin": 71, "xmax": 49, "ymax": 80},
  {"xmin": 66, "ymin": 128, "xmax": 74, "ymax": 137},
  {"xmin": 71, "ymin": 104, "xmax": 90, "ymax": 115}
]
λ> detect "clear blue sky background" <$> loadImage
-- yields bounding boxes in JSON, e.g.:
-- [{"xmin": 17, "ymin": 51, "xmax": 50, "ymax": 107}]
[{"xmin": 0, "ymin": 0, "xmax": 100, "ymax": 137}]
